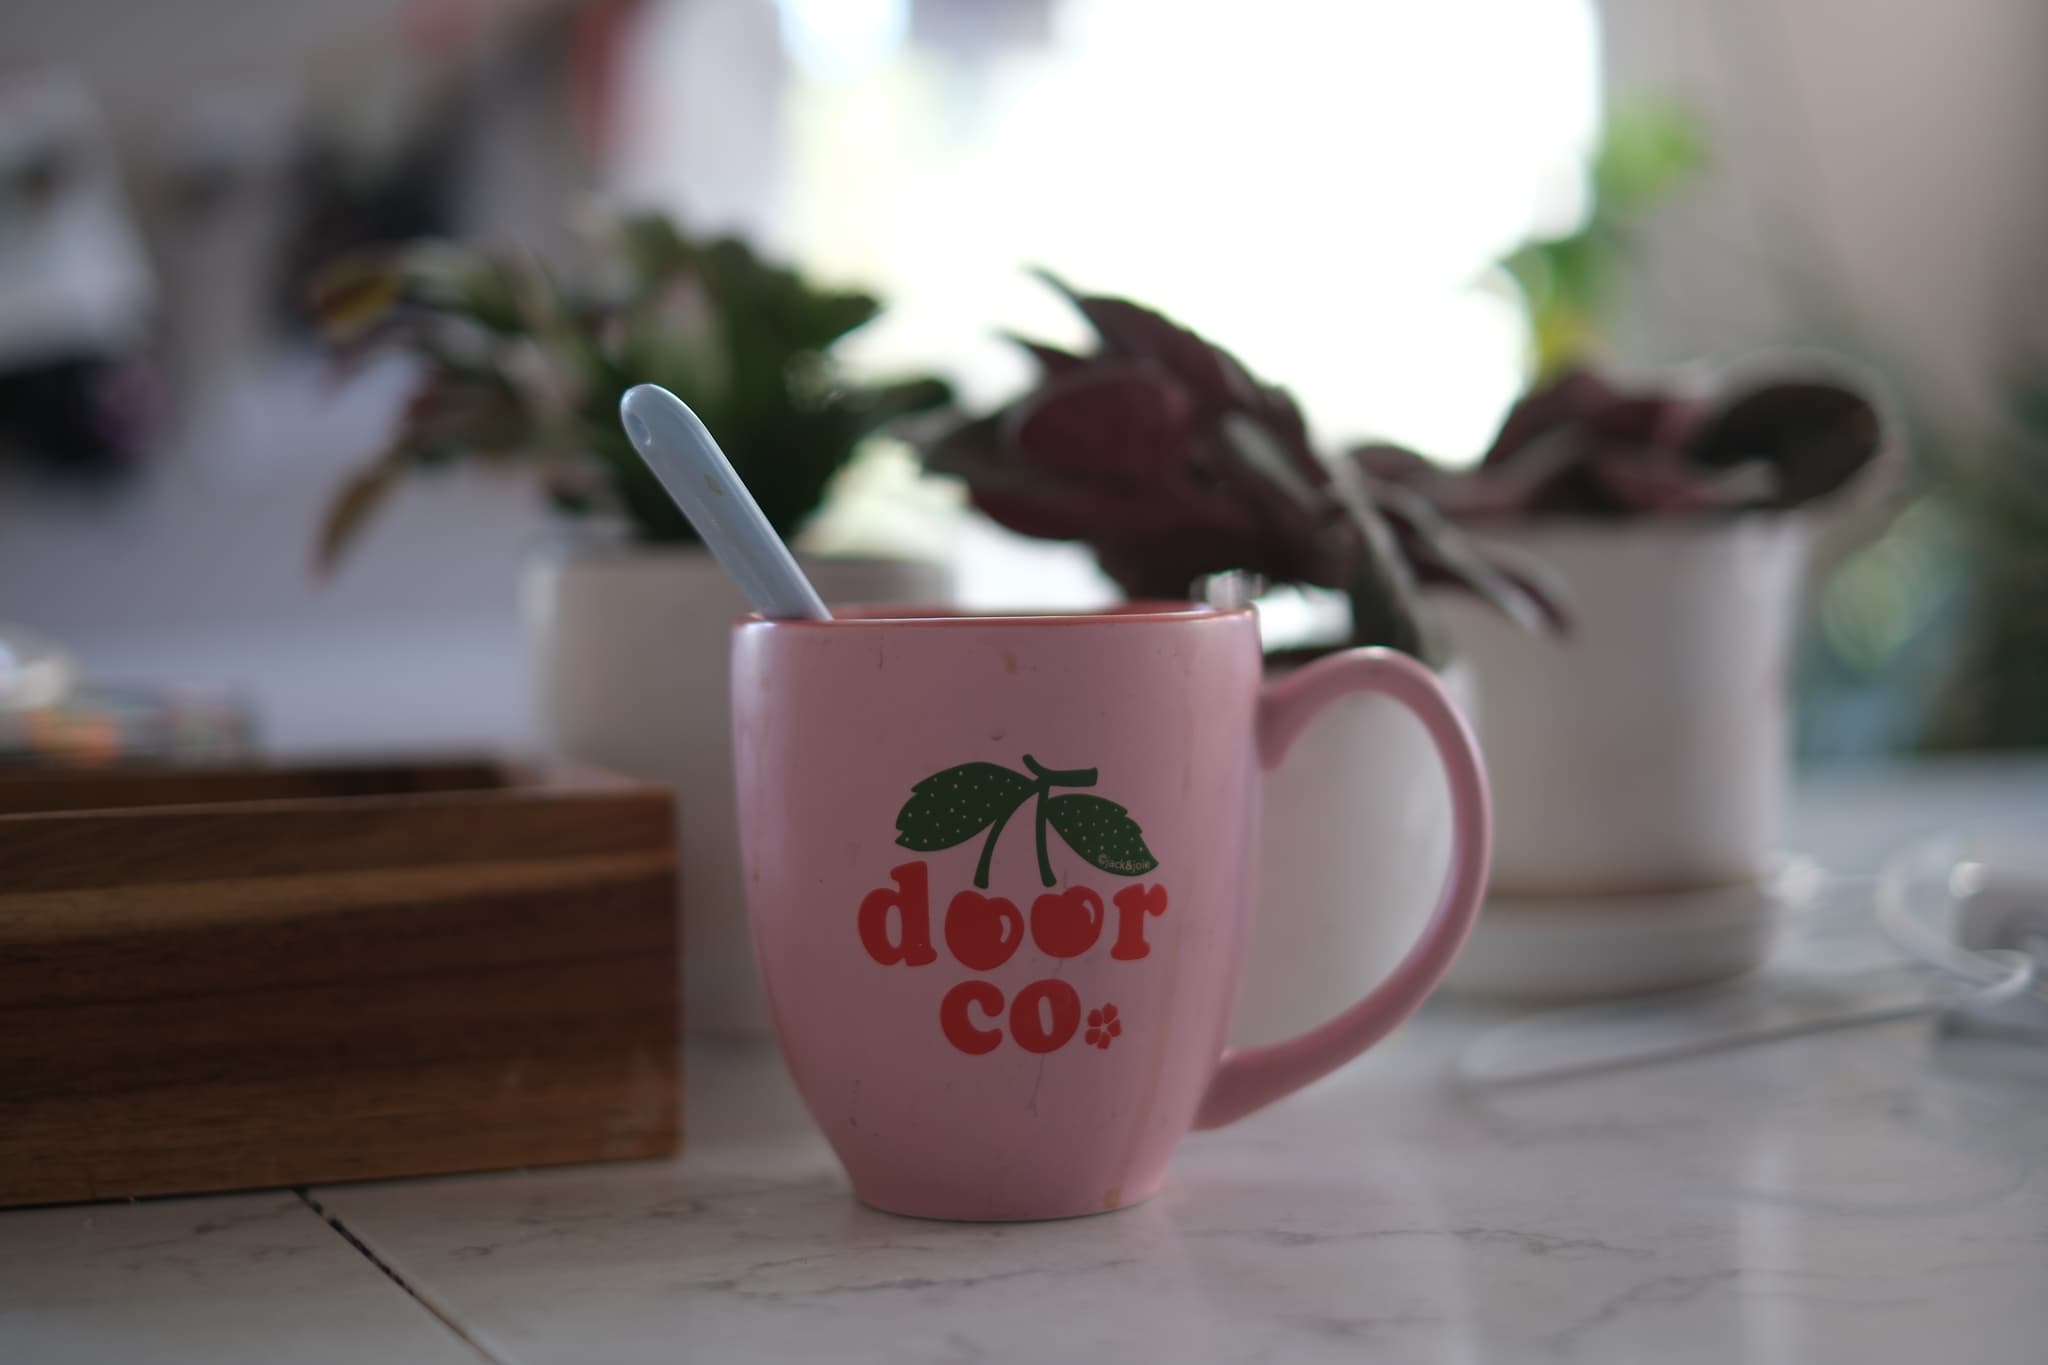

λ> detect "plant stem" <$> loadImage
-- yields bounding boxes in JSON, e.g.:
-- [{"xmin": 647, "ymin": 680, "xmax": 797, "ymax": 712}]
[{"xmin": 1021, "ymin": 755, "xmax": 1096, "ymax": 787}]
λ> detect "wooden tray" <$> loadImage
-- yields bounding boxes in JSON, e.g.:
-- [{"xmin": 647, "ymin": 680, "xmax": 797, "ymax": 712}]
[{"xmin": 0, "ymin": 758, "xmax": 680, "ymax": 1207}]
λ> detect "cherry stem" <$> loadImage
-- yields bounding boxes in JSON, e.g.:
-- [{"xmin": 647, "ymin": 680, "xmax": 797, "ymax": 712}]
[
  {"xmin": 973, "ymin": 797, "xmax": 1022, "ymax": 890},
  {"xmin": 1022, "ymin": 755, "xmax": 1096, "ymax": 787},
  {"xmin": 988, "ymin": 758, "xmax": 1096, "ymax": 887},
  {"xmin": 1033, "ymin": 788, "xmax": 1055, "ymax": 887}
]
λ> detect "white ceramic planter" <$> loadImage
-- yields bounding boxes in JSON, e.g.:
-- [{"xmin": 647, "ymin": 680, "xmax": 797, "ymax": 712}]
[
  {"xmin": 1433, "ymin": 517, "xmax": 1808, "ymax": 999},
  {"xmin": 525, "ymin": 549, "xmax": 951, "ymax": 1036},
  {"xmin": 1231, "ymin": 660, "xmax": 1474, "ymax": 1047},
  {"xmin": 1434, "ymin": 517, "xmax": 1808, "ymax": 897}
]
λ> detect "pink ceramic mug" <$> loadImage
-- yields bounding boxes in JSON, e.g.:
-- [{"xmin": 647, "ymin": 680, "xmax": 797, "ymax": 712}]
[{"xmin": 732, "ymin": 603, "xmax": 1490, "ymax": 1220}]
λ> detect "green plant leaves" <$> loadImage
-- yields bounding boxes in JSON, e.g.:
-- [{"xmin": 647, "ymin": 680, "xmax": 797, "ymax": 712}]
[
  {"xmin": 894, "ymin": 763, "xmax": 1036, "ymax": 852},
  {"xmin": 307, "ymin": 209, "xmax": 952, "ymax": 571},
  {"xmin": 1045, "ymin": 794, "xmax": 1158, "ymax": 877}
]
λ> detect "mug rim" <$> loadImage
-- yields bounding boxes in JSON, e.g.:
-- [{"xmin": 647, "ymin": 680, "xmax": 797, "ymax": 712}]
[{"xmin": 738, "ymin": 601, "xmax": 1255, "ymax": 630}]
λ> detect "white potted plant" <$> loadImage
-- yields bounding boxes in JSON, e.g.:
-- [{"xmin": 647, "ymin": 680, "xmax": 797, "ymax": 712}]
[
  {"xmin": 920, "ymin": 275, "xmax": 1564, "ymax": 1043},
  {"xmin": 1363, "ymin": 366, "xmax": 1886, "ymax": 996},
  {"xmin": 310, "ymin": 212, "xmax": 952, "ymax": 1034}
]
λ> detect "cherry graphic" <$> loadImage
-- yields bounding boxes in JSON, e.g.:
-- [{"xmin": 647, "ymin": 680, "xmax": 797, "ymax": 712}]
[
  {"xmin": 1030, "ymin": 886, "xmax": 1104, "ymax": 959},
  {"xmin": 1084, "ymin": 1004, "xmax": 1123, "ymax": 1050},
  {"xmin": 945, "ymin": 890, "xmax": 1024, "ymax": 971},
  {"xmin": 893, "ymin": 755, "xmax": 1156, "ymax": 889}
]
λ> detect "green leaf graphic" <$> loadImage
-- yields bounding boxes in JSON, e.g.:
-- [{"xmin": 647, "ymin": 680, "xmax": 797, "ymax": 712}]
[
  {"xmin": 895, "ymin": 762, "xmax": 1036, "ymax": 852},
  {"xmin": 1045, "ymin": 793, "xmax": 1158, "ymax": 877}
]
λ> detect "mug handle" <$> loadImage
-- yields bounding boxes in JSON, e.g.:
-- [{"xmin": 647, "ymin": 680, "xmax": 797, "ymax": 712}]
[{"xmin": 1195, "ymin": 647, "xmax": 1492, "ymax": 1129}]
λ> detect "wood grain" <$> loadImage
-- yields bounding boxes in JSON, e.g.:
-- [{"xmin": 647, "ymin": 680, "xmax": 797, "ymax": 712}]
[
  {"xmin": 0, "ymin": 757, "xmax": 506, "ymax": 816},
  {"xmin": 0, "ymin": 759, "xmax": 681, "ymax": 1208}
]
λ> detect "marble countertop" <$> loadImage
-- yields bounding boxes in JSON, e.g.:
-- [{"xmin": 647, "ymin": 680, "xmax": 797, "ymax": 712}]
[{"xmin": 7, "ymin": 760, "xmax": 2047, "ymax": 1364}]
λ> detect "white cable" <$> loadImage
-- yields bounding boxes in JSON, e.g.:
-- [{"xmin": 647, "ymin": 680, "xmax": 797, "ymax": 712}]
[
  {"xmin": 1872, "ymin": 836, "xmax": 2038, "ymax": 1007},
  {"xmin": 1458, "ymin": 839, "xmax": 2041, "ymax": 1086}
]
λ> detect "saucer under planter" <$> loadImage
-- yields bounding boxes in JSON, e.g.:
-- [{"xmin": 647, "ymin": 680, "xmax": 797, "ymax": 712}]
[
  {"xmin": 1445, "ymin": 873, "xmax": 1804, "ymax": 1001},
  {"xmin": 1231, "ymin": 660, "xmax": 1476, "ymax": 1046},
  {"xmin": 525, "ymin": 548, "xmax": 951, "ymax": 1036}
]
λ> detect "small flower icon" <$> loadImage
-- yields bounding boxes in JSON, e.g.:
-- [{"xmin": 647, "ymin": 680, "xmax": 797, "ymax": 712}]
[{"xmin": 1084, "ymin": 1004, "xmax": 1123, "ymax": 1050}]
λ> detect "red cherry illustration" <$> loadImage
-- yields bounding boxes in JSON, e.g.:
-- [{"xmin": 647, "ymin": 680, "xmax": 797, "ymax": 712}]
[
  {"xmin": 945, "ymin": 890, "xmax": 1024, "ymax": 971},
  {"xmin": 1084, "ymin": 1003, "xmax": 1123, "ymax": 1050},
  {"xmin": 1031, "ymin": 886, "xmax": 1105, "ymax": 959}
]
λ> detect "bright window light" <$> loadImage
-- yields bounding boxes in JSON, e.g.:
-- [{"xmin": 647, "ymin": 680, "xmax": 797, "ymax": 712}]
[
  {"xmin": 776, "ymin": 0, "xmax": 910, "ymax": 81},
  {"xmin": 784, "ymin": 0, "xmax": 1600, "ymax": 463}
]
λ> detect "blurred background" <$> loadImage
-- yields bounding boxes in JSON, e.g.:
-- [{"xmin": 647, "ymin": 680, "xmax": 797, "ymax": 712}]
[{"xmin": 2, "ymin": 0, "xmax": 2043, "ymax": 758}]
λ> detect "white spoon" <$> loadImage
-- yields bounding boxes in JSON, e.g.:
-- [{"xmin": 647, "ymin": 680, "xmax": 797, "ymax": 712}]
[{"xmin": 618, "ymin": 383, "xmax": 831, "ymax": 621}]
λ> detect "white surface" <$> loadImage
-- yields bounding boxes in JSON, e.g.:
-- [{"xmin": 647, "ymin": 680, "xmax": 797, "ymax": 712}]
[
  {"xmin": 0, "ymin": 1193, "xmax": 479, "ymax": 1364},
  {"xmin": 1439, "ymin": 517, "xmax": 1807, "ymax": 895},
  {"xmin": 526, "ymin": 548, "xmax": 950, "ymax": 1035},
  {"xmin": 312, "ymin": 1017, "xmax": 2048, "ymax": 1365},
  {"xmin": 1235, "ymin": 661, "xmax": 1467, "ymax": 1045},
  {"xmin": 4, "ymin": 763, "xmax": 2046, "ymax": 1364}
]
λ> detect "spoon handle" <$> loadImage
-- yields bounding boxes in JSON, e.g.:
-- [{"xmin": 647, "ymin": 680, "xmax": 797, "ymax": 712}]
[{"xmin": 619, "ymin": 384, "xmax": 831, "ymax": 621}]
